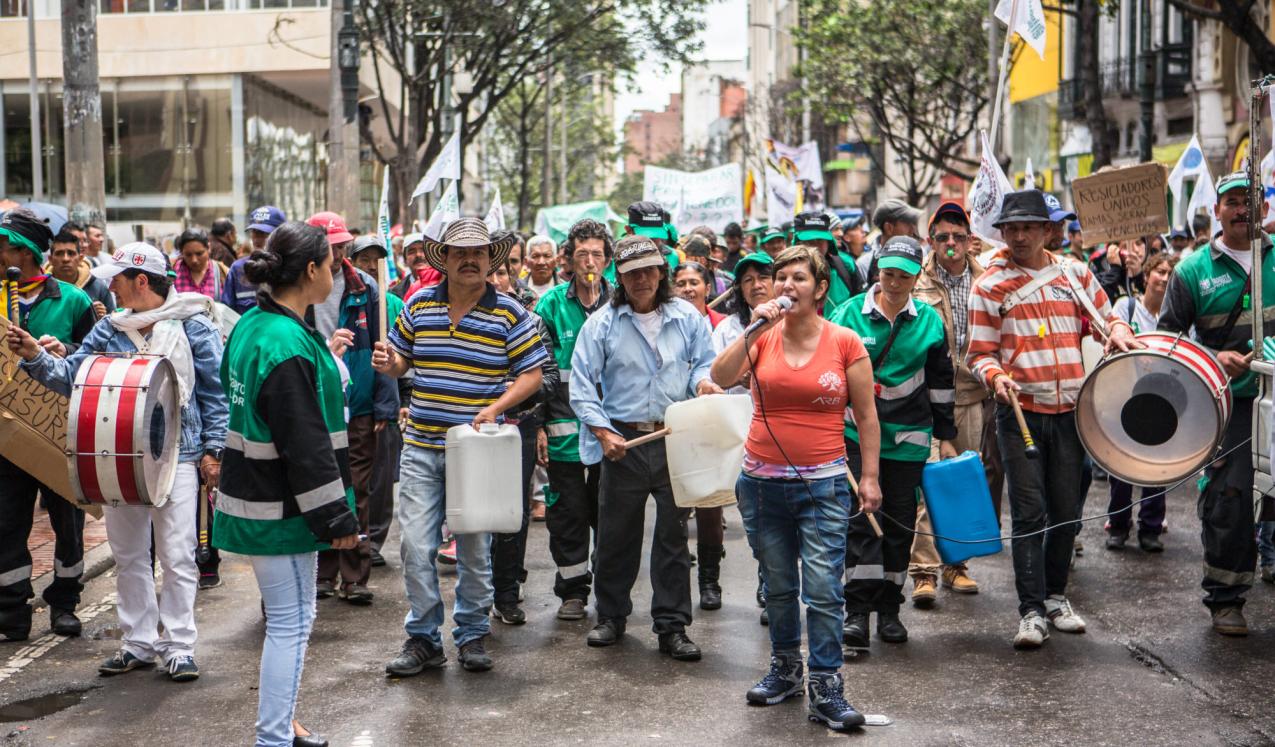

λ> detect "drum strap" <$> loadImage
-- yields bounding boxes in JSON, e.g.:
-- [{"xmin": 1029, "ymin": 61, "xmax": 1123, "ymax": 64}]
[
  {"xmin": 1057, "ymin": 261, "xmax": 1109, "ymax": 338},
  {"xmin": 998, "ymin": 264, "xmax": 1062, "ymax": 316}
]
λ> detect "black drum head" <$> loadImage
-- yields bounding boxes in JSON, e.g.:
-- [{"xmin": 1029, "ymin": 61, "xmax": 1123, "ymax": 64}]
[{"xmin": 1120, "ymin": 393, "xmax": 1177, "ymax": 446}]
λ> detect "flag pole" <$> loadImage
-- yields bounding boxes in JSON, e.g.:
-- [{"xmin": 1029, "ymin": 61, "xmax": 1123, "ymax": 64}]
[{"xmin": 988, "ymin": 0, "xmax": 1020, "ymax": 155}]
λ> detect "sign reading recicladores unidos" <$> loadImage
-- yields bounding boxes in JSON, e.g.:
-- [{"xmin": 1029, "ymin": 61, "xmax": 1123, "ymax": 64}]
[
  {"xmin": 0, "ymin": 315, "xmax": 100, "ymax": 518},
  {"xmin": 1071, "ymin": 163, "xmax": 1170, "ymax": 245}
]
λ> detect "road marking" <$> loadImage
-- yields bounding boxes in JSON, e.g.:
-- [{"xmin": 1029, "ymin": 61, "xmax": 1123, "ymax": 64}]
[
  {"xmin": 0, "ymin": 593, "xmax": 117, "ymax": 685},
  {"xmin": 350, "ymin": 730, "xmax": 374, "ymax": 746}
]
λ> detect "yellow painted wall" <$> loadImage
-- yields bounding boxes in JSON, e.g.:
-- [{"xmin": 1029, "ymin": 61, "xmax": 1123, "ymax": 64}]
[{"xmin": 1008, "ymin": 6, "xmax": 1063, "ymax": 104}]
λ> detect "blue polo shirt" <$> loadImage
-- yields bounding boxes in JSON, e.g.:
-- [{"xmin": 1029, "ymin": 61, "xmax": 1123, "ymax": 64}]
[{"xmin": 388, "ymin": 280, "xmax": 548, "ymax": 450}]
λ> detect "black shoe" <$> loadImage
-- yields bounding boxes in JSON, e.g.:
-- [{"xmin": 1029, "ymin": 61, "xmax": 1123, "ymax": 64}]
[
  {"xmin": 587, "ymin": 619, "xmax": 624, "ymax": 647},
  {"xmin": 0, "ymin": 605, "xmax": 32, "ymax": 642},
  {"xmin": 198, "ymin": 572, "xmax": 222, "ymax": 590},
  {"xmin": 699, "ymin": 584, "xmax": 722, "ymax": 611},
  {"xmin": 1105, "ymin": 531, "xmax": 1128, "ymax": 551},
  {"xmin": 458, "ymin": 637, "xmax": 493, "ymax": 672},
  {"xmin": 50, "ymin": 608, "xmax": 81, "ymax": 637},
  {"xmin": 294, "ymin": 733, "xmax": 328, "ymax": 747},
  {"xmin": 807, "ymin": 672, "xmax": 866, "ymax": 731},
  {"xmin": 493, "ymin": 603, "xmax": 526, "ymax": 625},
  {"xmin": 556, "ymin": 598, "xmax": 587, "ymax": 621},
  {"xmin": 842, "ymin": 612, "xmax": 869, "ymax": 649},
  {"xmin": 337, "ymin": 584, "xmax": 374, "ymax": 606},
  {"xmin": 166, "ymin": 655, "xmax": 200, "ymax": 682},
  {"xmin": 369, "ymin": 549, "xmax": 386, "ymax": 567},
  {"xmin": 657, "ymin": 631, "xmax": 702, "ymax": 661},
  {"xmin": 1138, "ymin": 532, "xmax": 1164, "ymax": 553},
  {"xmin": 759, "ymin": 607, "xmax": 769, "ymax": 626},
  {"xmin": 315, "ymin": 580, "xmax": 336, "ymax": 600},
  {"xmin": 755, "ymin": 579, "xmax": 766, "ymax": 608},
  {"xmin": 746, "ymin": 653, "xmax": 804, "ymax": 705},
  {"xmin": 877, "ymin": 612, "xmax": 908, "ymax": 643},
  {"xmin": 385, "ymin": 637, "xmax": 445, "ymax": 677},
  {"xmin": 697, "ymin": 543, "xmax": 723, "ymax": 611}
]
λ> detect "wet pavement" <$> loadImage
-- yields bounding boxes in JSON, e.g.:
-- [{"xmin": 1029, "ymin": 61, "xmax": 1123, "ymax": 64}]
[{"xmin": 2, "ymin": 478, "xmax": 1275, "ymax": 746}]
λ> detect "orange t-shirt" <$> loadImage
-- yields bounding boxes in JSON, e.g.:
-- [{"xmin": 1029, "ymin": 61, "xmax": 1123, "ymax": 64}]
[{"xmin": 745, "ymin": 321, "xmax": 868, "ymax": 468}]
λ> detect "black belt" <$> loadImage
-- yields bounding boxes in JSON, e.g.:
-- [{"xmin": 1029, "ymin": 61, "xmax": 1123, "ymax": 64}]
[{"xmin": 614, "ymin": 420, "xmax": 665, "ymax": 433}]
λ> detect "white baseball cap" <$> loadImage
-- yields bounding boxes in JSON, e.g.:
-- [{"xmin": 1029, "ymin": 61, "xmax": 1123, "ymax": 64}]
[{"xmin": 91, "ymin": 241, "xmax": 169, "ymax": 280}]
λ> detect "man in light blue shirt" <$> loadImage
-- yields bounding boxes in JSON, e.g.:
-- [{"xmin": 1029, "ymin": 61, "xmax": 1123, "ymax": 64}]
[{"xmin": 569, "ymin": 236, "xmax": 721, "ymax": 661}]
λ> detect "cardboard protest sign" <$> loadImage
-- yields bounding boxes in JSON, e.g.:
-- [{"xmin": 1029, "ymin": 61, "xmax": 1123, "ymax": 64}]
[
  {"xmin": 0, "ymin": 315, "xmax": 99, "ymax": 518},
  {"xmin": 1071, "ymin": 163, "xmax": 1170, "ymax": 245}
]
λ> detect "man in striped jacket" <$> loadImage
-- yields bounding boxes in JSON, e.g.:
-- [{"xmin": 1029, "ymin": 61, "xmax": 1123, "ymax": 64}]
[{"xmin": 966, "ymin": 190, "xmax": 1140, "ymax": 650}]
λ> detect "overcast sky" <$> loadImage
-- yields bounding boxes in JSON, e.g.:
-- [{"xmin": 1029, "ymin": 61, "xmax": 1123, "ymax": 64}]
[{"xmin": 614, "ymin": 0, "xmax": 748, "ymax": 126}]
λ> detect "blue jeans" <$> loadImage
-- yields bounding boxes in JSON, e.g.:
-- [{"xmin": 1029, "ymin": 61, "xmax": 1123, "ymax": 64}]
[
  {"xmin": 398, "ymin": 445, "xmax": 493, "ymax": 647},
  {"xmin": 736, "ymin": 473, "xmax": 850, "ymax": 673},
  {"xmin": 251, "ymin": 552, "xmax": 317, "ymax": 747},
  {"xmin": 1258, "ymin": 522, "xmax": 1275, "ymax": 569}
]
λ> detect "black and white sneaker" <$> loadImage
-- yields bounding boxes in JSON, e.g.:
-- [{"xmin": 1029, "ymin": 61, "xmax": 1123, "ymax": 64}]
[
  {"xmin": 99, "ymin": 650, "xmax": 154, "ymax": 676},
  {"xmin": 807, "ymin": 672, "xmax": 865, "ymax": 730},
  {"xmin": 492, "ymin": 604, "xmax": 526, "ymax": 625},
  {"xmin": 167, "ymin": 655, "xmax": 199, "ymax": 682},
  {"xmin": 746, "ymin": 653, "xmax": 804, "ymax": 705},
  {"xmin": 385, "ymin": 637, "xmax": 446, "ymax": 677}
]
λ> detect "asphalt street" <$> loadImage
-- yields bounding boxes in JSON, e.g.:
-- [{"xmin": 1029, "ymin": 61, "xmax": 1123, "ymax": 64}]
[{"xmin": 2, "ymin": 478, "xmax": 1275, "ymax": 746}]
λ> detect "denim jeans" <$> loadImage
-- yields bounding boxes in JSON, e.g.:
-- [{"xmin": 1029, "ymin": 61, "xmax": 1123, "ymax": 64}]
[
  {"xmin": 736, "ymin": 473, "xmax": 850, "ymax": 673},
  {"xmin": 1106, "ymin": 478, "xmax": 1167, "ymax": 536},
  {"xmin": 398, "ymin": 445, "xmax": 493, "ymax": 647},
  {"xmin": 251, "ymin": 552, "xmax": 317, "ymax": 747},
  {"xmin": 1258, "ymin": 522, "xmax": 1275, "ymax": 569},
  {"xmin": 996, "ymin": 405, "xmax": 1086, "ymax": 617}
]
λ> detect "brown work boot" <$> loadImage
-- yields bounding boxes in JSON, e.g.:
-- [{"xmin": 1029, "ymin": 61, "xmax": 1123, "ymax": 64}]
[
  {"xmin": 911, "ymin": 575, "xmax": 937, "ymax": 609},
  {"xmin": 942, "ymin": 566, "xmax": 979, "ymax": 594},
  {"xmin": 1211, "ymin": 607, "xmax": 1249, "ymax": 636}
]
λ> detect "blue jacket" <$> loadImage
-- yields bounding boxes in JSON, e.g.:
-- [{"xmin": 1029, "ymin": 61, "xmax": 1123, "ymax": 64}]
[
  {"xmin": 306, "ymin": 260, "xmax": 398, "ymax": 421},
  {"xmin": 222, "ymin": 257, "xmax": 258, "ymax": 315},
  {"xmin": 21, "ymin": 312, "xmax": 230, "ymax": 464}
]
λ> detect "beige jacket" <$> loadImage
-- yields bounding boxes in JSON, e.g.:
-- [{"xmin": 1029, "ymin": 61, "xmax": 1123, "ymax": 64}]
[{"xmin": 913, "ymin": 251, "xmax": 987, "ymax": 406}]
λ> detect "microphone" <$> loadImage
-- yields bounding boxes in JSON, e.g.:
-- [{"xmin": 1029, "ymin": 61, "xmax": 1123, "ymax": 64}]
[{"xmin": 744, "ymin": 295, "xmax": 793, "ymax": 337}]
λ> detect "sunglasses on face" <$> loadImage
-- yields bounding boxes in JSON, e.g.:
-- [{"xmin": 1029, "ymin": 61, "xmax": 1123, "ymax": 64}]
[{"xmin": 931, "ymin": 232, "xmax": 969, "ymax": 244}]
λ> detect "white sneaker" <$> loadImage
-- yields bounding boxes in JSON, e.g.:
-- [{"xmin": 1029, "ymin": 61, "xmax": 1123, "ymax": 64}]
[
  {"xmin": 1013, "ymin": 611, "xmax": 1049, "ymax": 649},
  {"xmin": 1044, "ymin": 595, "xmax": 1087, "ymax": 633}
]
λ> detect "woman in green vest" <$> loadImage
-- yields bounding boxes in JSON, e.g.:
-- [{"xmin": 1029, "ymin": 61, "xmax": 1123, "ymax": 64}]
[
  {"xmin": 827, "ymin": 235, "xmax": 957, "ymax": 652},
  {"xmin": 215, "ymin": 221, "xmax": 360, "ymax": 747}
]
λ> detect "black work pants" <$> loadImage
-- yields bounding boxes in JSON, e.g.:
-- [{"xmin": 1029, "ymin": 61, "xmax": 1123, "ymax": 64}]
[
  {"xmin": 844, "ymin": 441, "xmax": 923, "ymax": 615},
  {"xmin": 546, "ymin": 460, "xmax": 600, "ymax": 601},
  {"xmin": 1199, "ymin": 397, "xmax": 1257, "ymax": 611},
  {"xmin": 0, "ymin": 455, "xmax": 84, "ymax": 614},
  {"xmin": 594, "ymin": 425, "xmax": 692, "ymax": 635},
  {"xmin": 368, "ymin": 420, "xmax": 403, "ymax": 551}
]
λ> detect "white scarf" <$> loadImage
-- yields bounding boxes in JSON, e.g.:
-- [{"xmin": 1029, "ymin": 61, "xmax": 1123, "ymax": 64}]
[{"xmin": 108, "ymin": 291, "xmax": 213, "ymax": 406}]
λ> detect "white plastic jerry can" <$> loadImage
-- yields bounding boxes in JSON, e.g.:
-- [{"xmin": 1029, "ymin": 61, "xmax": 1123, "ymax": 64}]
[
  {"xmin": 444, "ymin": 423, "xmax": 523, "ymax": 534},
  {"xmin": 664, "ymin": 393, "xmax": 754, "ymax": 508}
]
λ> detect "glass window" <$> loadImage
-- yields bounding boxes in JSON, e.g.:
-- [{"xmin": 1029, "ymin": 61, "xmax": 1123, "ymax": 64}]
[{"xmin": 244, "ymin": 78, "xmax": 327, "ymax": 221}]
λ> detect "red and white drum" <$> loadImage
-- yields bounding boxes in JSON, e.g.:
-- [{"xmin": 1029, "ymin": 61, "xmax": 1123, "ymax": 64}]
[
  {"xmin": 66, "ymin": 354, "xmax": 180, "ymax": 507},
  {"xmin": 1076, "ymin": 332, "xmax": 1231, "ymax": 486}
]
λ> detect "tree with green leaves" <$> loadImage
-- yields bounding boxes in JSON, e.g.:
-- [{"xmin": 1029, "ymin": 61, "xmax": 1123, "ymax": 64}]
[
  {"xmin": 797, "ymin": 0, "xmax": 990, "ymax": 204},
  {"xmin": 357, "ymin": 0, "xmax": 709, "ymax": 225}
]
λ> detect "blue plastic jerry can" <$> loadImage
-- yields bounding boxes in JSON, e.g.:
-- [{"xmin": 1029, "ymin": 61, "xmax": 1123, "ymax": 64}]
[{"xmin": 920, "ymin": 451, "xmax": 1003, "ymax": 565}]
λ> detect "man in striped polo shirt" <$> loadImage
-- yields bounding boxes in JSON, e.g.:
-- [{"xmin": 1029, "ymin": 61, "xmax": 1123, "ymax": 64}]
[
  {"xmin": 374, "ymin": 218, "xmax": 548, "ymax": 676},
  {"xmin": 966, "ymin": 190, "xmax": 1139, "ymax": 650}
]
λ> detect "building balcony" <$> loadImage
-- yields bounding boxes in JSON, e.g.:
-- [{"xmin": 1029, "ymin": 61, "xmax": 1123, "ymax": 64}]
[{"xmin": 1058, "ymin": 43, "xmax": 1192, "ymax": 121}]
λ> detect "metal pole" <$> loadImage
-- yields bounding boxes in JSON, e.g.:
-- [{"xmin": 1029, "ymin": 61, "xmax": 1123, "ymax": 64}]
[
  {"xmin": 558, "ymin": 76, "xmax": 567, "ymax": 205},
  {"xmin": 26, "ymin": 0, "xmax": 42, "ymax": 199},
  {"xmin": 542, "ymin": 54, "xmax": 553, "ymax": 208},
  {"xmin": 1137, "ymin": 0, "xmax": 1154, "ymax": 164}
]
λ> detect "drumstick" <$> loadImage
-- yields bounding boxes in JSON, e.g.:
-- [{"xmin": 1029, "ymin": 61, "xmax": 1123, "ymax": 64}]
[
  {"xmin": 844, "ymin": 467, "xmax": 884, "ymax": 538},
  {"xmin": 622, "ymin": 427, "xmax": 672, "ymax": 449},
  {"xmin": 1008, "ymin": 393, "xmax": 1040, "ymax": 460},
  {"xmin": 708, "ymin": 291, "xmax": 732, "ymax": 310},
  {"xmin": 4, "ymin": 268, "xmax": 19, "ymax": 383}
]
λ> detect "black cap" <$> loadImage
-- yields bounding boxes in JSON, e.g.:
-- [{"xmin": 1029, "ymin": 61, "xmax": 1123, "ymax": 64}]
[
  {"xmin": 793, "ymin": 211, "xmax": 836, "ymax": 243},
  {"xmin": 348, "ymin": 235, "xmax": 388, "ymax": 259},
  {"xmin": 876, "ymin": 236, "xmax": 925, "ymax": 276},
  {"xmin": 626, "ymin": 200, "xmax": 668, "ymax": 239},
  {"xmin": 0, "ymin": 208, "xmax": 54, "ymax": 264},
  {"xmin": 993, "ymin": 190, "xmax": 1052, "ymax": 227}
]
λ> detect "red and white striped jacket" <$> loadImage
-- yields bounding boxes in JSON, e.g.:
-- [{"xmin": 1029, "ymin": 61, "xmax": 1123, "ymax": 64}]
[{"xmin": 966, "ymin": 250, "xmax": 1124, "ymax": 414}]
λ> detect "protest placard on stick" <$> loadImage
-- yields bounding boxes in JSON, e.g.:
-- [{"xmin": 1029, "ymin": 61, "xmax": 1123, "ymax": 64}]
[{"xmin": 1071, "ymin": 163, "xmax": 1170, "ymax": 245}]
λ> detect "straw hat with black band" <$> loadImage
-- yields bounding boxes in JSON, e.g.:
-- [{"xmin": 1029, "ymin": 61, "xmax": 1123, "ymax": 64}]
[{"xmin": 421, "ymin": 217, "xmax": 517, "ymax": 275}]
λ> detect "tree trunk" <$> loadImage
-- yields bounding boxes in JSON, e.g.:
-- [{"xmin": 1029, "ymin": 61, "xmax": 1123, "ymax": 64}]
[
  {"xmin": 516, "ymin": 108, "xmax": 532, "ymax": 230},
  {"xmin": 1078, "ymin": 0, "xmax": 1116, "ymax": 168}
]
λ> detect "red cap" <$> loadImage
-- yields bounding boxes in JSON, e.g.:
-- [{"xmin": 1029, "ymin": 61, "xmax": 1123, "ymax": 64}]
[
  {"xmin": 927, "ymin": 201, "xmax": 970, "ymax": 233},
  {"xmin": 307, "ymin": 211, "xmax": 354, "ymax": 246}
]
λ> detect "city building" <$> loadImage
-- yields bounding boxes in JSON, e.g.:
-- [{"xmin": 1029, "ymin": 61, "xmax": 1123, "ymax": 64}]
[
  {"xmin": 622, "ymin": 93, "xmax": 681, "ymax": 175},
  {"xmin": 681, "ymin": 59, "xmax": 746, "ymax": 160}
]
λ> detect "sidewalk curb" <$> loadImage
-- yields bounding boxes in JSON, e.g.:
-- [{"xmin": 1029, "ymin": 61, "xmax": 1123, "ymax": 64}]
[{"xmin": 32, "ymin": 539, "xmax": 116, "ymax": 599}]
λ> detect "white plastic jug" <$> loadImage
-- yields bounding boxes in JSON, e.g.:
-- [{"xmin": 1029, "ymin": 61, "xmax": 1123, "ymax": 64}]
[
  {"xmin": 664, "ymin": 394, "xmax": 754, "ymax": 508},
  {"xmin": 445, "ymin": 423, "xmax": 523, "ymax": 533}
]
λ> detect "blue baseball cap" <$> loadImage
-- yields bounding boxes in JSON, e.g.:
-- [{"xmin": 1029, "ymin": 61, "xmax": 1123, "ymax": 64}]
[
  {"xmin": 1043, "ymin": 194, "xmax": 1077, "ymax": 223},
  {"xmin": 246, "ymin": 205, "xmax": 286, "ymax": 234}
]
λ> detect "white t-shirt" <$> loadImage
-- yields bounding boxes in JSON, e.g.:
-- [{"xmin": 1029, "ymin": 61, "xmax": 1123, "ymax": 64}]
[
  {"xmin": 1216, "ymin": 242, "xmax": 1253, "ymax": 274},
  {"xmin": 528, "ymin": 278, "xmax": 557, "ymax": 297},
  {"xmin": 1114, "ymin": 295, "xmax": 1160, "ymax": 334},
  {"xmin": 633, "ymin": 309, "xmax": 662, "ymax": 350}
]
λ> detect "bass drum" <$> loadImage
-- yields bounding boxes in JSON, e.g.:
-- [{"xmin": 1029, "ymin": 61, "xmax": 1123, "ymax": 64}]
[
  {"xmin": 66, "ymin": 355, "xmax": 180, "ymax": 507},
  {"xmin": 1076, "ymin": 332, "xmax": 1231, "ymax": 486}
]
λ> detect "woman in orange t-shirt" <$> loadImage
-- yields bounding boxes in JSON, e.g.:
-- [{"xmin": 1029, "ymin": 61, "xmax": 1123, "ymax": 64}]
[{"xmin": 710, "ymin": 245, "xmax": 881, "ymax": 731}]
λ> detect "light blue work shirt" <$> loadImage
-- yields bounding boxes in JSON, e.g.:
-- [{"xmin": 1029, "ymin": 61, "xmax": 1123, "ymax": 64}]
[{"xmin": 569, "ymin": 297, "xmax": 716, "ymax": 465}]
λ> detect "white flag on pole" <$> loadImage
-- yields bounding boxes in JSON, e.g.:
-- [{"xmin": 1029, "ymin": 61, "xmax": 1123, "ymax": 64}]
[
  {"xmin": 483, "ymin": 188, "xmax": 506, "ymax": 232},
  {"xmin": 1184, "ymin": 169, "xmax": 1219, "ymax": 236},
  {"xmin": 994, "ymin": 0, "xmax": 1048, "ymax": 61},
  {"xmin": 767, "ymin": 139, "xmax": 824, "ymax": 189},
  {"xmin": 764, "ymin": 165, "xmax": 797, "ymax": 229},
  {"xmin": 968, "ymin": 130, "xmax": 1013, "ymax": 248},
  {"xmin": 411, "ymin": 131, "xmax": 461, "ymax": 201},
  {"xmin": 1167, "ymin": 135, "xmax": 1211, "ymax": 225},
  {"xmin": 423, "ymin": 181, "xmax": 460, "ymax": 240},
  {"xmin": 1024, "ymin": 158, "xmax": 1036, "ymax": 190},
  {"xmin": 376, "ymin": 167, "xmax": 398, "ymax": 281}
]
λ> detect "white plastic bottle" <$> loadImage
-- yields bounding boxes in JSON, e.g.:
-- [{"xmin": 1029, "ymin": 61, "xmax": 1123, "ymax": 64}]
[{"xmin": 445, "ymin": 423, "xmax": 523, "ymax": 533}]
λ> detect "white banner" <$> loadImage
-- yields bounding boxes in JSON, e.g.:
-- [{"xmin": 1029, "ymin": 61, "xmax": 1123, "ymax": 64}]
[
  {"xmin": 765, "ymin": 165, "xmax": 798, "ymax": 229},
  {"xmin": 767, "ymin": 139, "xmax": 824, "ymax": 189},
  {"xmin": 412, "ymin": 131, "xmax": 461, "ymax": 200},
  {"xmin": 969, "ymin": 130, "xmax": 1012, "ymax": 248},
  {"xmin": 995, "ymin": 0, "xmax": 1048, "ymax": 61},
  {"xmin": 484, "ymin": 187, "xmax": 506, "ymax": 232},
  {"xmin": 423, "ymin": 181, "xmax": 460, "ymax": 241},
  {"xmin": 642, "ymin": 163, "xmax": 743, "ymax": 233}
]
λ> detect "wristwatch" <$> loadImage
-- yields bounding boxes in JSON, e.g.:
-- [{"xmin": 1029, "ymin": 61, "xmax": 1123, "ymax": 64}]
[{"xmin": 203, "ymin": 448, "xmax": 224, "ymax": 462}]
